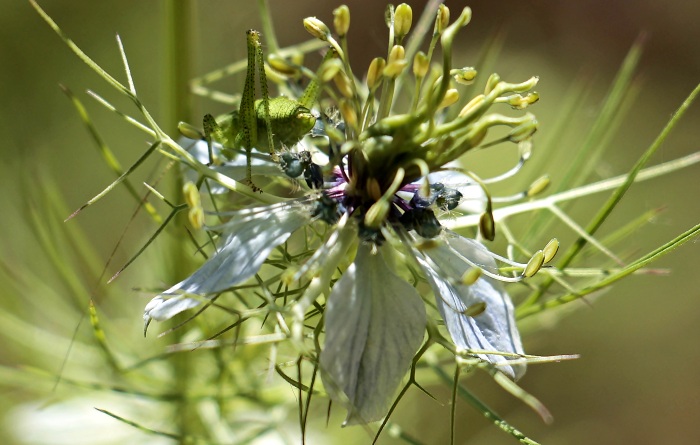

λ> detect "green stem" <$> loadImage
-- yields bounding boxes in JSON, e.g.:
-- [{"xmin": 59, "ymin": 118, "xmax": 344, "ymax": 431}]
[
  {"xmin": 522, "ymin": 82, "xmax": 700, "ymax": 307},
  {"xmin": 163, "ymin": 0, "xmax": 194, "ymax": 131}
]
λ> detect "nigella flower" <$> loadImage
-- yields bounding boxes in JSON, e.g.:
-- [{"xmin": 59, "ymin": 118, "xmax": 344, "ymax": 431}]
[{"xmin": 145, "ymin": 3, "xmax": 546, "ymax": 425}]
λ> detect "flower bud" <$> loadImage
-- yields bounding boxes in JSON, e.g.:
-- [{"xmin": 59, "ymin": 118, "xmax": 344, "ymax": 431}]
[
  {"xmin": 453, "ymin": 67, "xmax": 477, "ymax": 85},
  {"xmin": 508, "ymin": 118, "xmax": 538, "ymax": 142},
  {"xmin": 267, "ymin": 54, "xmax": 298, "ymax": 76},
  {"xmin": 183, "ymin": 181, "xmax": 200, "ymax": 209},
  {"xmin": 383, "ymin": 45, "xmax": 407, "ymax": 77},
  {"xmin": 188, "ymin": 206, "xmax": 205, "ymax": 230},
  {"xmin": 413, "ymin": 51, "xmax": 429, "ymax": 78},
  {"xmin": 394, "ymin": 3, "xmax": 413, "ymax": 41},
  {"xmin": 366, "ymin": 178, "xmax": 382, "ymax": 201},
  {"xmin": 523, "ymin": 250, "xmax": 545, "ymax": 278},
  {"xmin": 319, "ymin": 58, "xmax": 343, "ymax": 83},
  {"xmin": 333, "ymin": 5, "xmax": 350, "ymax": 37},
  {"xmin": 367, "ymin": 57, "xmax": 386, "ymax": 91},
  {"xmin": 479, "ymin": 211, "xmax": 495, "ymax": 241},
  {"xmin": 461, "ymin": 267, "xmax": 482, "ymax": 285},
  {"xmin": 438, "ymin": 88, "xmax": 459, "ymax": 109},
  {"xmin": 485, "ymin": 73, "xmax": 501, "ymax": 95},
  {"xmin": 458, "ymin": 94, "xmax": 485, "ymax": 117},
  {"xmin": 338, "ymin": 98, "xmax": 357, "ymax": 132},
  {"xmin": 506, "ymin": 92, "xmax": 540, "ymax": 109},
  {"xmin": 543, "ymin": 238, "xmax": 559, "ymax": 263},
  {"xmin": 178, "ymin": 121, "xmax": 203, "ymax": 140},
  {"xmin": 333, "ymin": 71, "xmax": 354, "ymax": 98},
  {"xmin": 464, "ymin": 301, "xmax": 486, "ymax": 317},
  {"xmin": 388, "ymin": 44, "xmax": 405, "ymax": 64},
  {"xmin": 364, "ymin": 200, "xmax": 390, "ymax": 229},
  {"xmin": 527, "ymin": 175, "xmax": 550, "ymax": 197},
  {"xmin": 304, "ymin": 17, "xmax": 331, "ymax": 41},
  {"xmin": 435, "ymin": 4, "xmax": 450, "ymax": 34}
]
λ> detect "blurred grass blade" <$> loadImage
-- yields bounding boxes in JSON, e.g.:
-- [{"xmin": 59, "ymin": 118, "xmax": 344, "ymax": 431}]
[
  {"xmin": 518, "ymin": 221, "xmax": 700, "ymax": 318},
  {"xmin": 65, "ymin": 141, "xmax": 162, "ymax": 221},
  {"xmin": 60, "ymin": 85, "xmax": 162, "ymax": 223}
]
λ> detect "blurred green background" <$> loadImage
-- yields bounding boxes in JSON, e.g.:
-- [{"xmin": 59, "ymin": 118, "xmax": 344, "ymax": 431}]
[{"xmin": 2, "ymin": 0, "xmax": 699, "ymax": 444}]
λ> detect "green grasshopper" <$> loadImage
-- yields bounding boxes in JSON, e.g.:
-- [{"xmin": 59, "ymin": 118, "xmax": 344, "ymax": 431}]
[{"xmin": 202, "ymin": 30, "xmax": 322, "ymax": 191}]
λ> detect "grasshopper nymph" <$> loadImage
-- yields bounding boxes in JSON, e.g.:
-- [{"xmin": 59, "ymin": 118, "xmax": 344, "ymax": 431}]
[{"xmin": 201, "ymin": 30, "xmax": 320, "ymax": 191}]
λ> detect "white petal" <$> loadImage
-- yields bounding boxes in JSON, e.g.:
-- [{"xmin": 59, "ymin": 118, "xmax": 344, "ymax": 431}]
[
  {"xmin": 320, "ymin": 244, "xmax": 426, "ymax": 424},
  {"xmin": 144, "ymin": 206, "xmax": 309, "ymax": 324},
  {"xmin": 419, "ymin": 232, "xmax": 526, "ymax": 379}
]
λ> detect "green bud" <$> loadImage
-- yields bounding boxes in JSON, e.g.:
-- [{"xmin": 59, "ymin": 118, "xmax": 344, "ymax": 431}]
[
  {"xmin": 303, "ymin": 17, "xmax": 331, "ymax": 41},
  {"xmin": 267, "ymin": 54, "xmax": 298, "ymax": 76},
  {"xmin": 183, "ymin": 181, "xmax": 200, "ymax": 208},
  {"xmin": 435, "ymin": 4, "xmax": 450, "ymax": 34},
  {"xmin": 364, "ymin": 200, "xmax": 390, "ymax": 229},
  {"xmin": 485, "ymin": 73, "xmax": 501, "ymax": 94},
  {"xmin": 388, "ymin": 44, "xmax": 405, "ymax": 64},
  {"xmin": 384, "ymin": 45, "xmax": 407, "ymax": 78},
  {"xmin": 518, "ymin": 139, "xmax": 533, "ymax": 161},
  {"xmin": 464, "ymin": 301, "xmax": 486, "ymax": 317},
  {"xmin": 508, "ymin": 117, "xmax": 538, "ymax": 142},
  {"xmin": 366, "ymin": 178, "xmax": 382, "ymax": 201},
  {"xmin": 453, "ymin": 67, "xmax": 477, "ymax": 85},
  {"xmin": 461, "ymin": 267, "xmax": 482, "ymax": 285},
  {"xmin": 524, "ymin": 250, "xmax": 545, "ymax": 278},
  {"xmin": 319, "ymin": 58, "xmax": 343, "ymax": 82},
  {"xmin": 527, "ymin": 175, "xmax": 550, "ymax": 197},
  {"xmin": 338, "ymin": 98, "xmax": 357, "ymax": 133},
  {"xmin": 333, "ymin": 5, "xmax": 350, "ymax": 37},
  {"xmin": 543, "ymin": 238, "xmax": 559, "ymax": 263},
  {"xmin": 333, "ymin": 71, "xmax": 354, "ymax": 98},
  {"xmin": 394, "ymin": 3, "xmax": 413, "ymax": 41},
  {"xmin": 367, "ymin": 57, "xmax": 386, "ymax": 91},
  {"xmin": 458, "ymin": 94, "xmax": 485, "ymax": 117},
  {"xmin": 479, "ymin": 211, "xmax": 495, "ymax": 241},
  {"xmin": 506, "ymin": 92, "xmax": 540, "ymax": 109},
  {"xmin": 178, "ymin": 121, "xmax": 203, "ymax": 140},
  {"xmin": 188, "ymin": 206, "xmax": 204, "ymax": 230},
  {"xmin": 413, "ymin": 51, "xmax": 429, "ymax": 78},
  {"xmin": 438, "ymin": 88, "xmax": 459, "ymax": 109}
]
